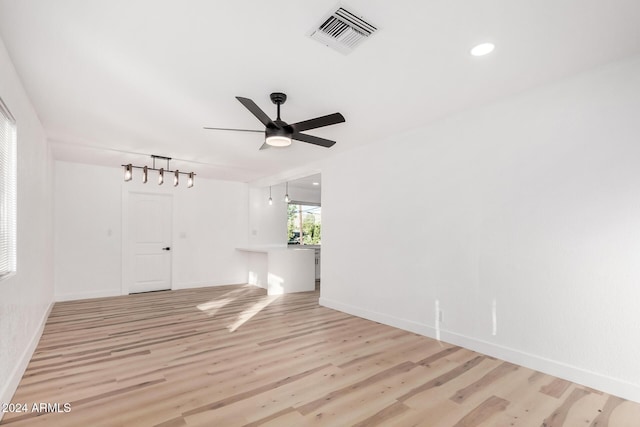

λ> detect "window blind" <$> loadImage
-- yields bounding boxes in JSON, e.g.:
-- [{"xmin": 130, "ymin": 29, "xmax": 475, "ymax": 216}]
[{"xmin": 0, "ymin": 97, "xmax": 16, "ymax": 279}]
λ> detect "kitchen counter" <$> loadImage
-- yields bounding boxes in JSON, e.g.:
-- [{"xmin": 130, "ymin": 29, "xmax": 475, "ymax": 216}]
[{"xmin": 236, "ymin": 246, "xmax": 315, "ymax": 295}]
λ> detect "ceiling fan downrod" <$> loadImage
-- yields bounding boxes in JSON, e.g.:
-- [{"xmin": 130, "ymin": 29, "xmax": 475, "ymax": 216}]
[{"xmin": 270, "ymin": 92, "xmax": 287, "ymax": 121}]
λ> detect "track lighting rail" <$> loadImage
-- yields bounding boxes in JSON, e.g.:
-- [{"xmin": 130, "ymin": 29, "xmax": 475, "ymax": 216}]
[{"xmin": 122, "ymin": 154, "xmax": 196, "ymax": 187}]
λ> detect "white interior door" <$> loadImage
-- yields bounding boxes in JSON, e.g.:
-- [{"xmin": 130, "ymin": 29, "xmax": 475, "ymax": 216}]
[{"xmin": 127, "ymin": 193, "xmax": 172, "ymax": 293}]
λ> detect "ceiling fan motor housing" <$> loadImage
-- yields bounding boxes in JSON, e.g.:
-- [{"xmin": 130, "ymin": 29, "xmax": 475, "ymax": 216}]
[
  {"xmin": 265, "ymin": 119, "xmax": 293, "ymax": 146},
  {"xmin": 270, "ymin": 92, "xmax": 287, "ymax": 105}
]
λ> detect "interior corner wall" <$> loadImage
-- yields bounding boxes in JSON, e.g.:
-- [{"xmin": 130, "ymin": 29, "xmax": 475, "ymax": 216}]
[
  {"xmin": 320, "ymin": 54, "xmax": 640, "ymax": 402},
  {"xmin": 53, "ymin": 161, "xmax": 249, "ymax": 301},
  {"xmin": 0, "ymin": 38, "xmax": 54, "ymax": 412}
]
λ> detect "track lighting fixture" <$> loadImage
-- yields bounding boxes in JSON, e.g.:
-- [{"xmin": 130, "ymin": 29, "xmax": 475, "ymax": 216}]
[
  {"xmin": 121, "ymin": 155, "xmax": 195, "ymax": 188},
  {"xmin": 268, "ymin": 186, "xmax": 273, "ymax": 205}
]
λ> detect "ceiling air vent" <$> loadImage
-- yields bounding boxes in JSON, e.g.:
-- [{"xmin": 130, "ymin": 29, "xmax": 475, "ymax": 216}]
[{"xmin": 310, "ymin": 7, "xmax": 377, "ymax": 54}]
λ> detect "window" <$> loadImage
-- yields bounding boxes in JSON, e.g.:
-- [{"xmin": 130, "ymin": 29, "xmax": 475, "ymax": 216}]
[
  {"xmin": 0, "ymin": 97, "xmax": 17, "ymax": 279},
  {"xmin": 287, "ymin": 203, "xmax": 321, "ymax": 245}
]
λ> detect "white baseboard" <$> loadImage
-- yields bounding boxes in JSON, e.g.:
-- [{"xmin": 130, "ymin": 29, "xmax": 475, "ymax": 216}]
[
  {"xmin": 319, "ymin": 296, "xmax": 640, "ymax": 403},
  {"xmin": 55, "ymin": 289, "xmax": 121, "ymax": 302},
  {"xmin": 172, "ymin": 280, "xmax": 247, "ymax": 290},
  {"xmin": 0, "ymin": 302, "xmax": 53, "ymax": 421}
]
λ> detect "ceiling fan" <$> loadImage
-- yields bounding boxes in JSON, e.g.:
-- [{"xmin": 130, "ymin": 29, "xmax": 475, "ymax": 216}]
[{"xmin": 204, "ymin": 92, "xmax": 345, "ymax": 150}]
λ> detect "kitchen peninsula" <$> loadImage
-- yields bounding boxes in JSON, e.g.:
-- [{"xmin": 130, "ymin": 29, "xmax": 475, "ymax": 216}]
[{"xmin": 236, "ymin": 246, "xmax": 315, "ymax": 295}]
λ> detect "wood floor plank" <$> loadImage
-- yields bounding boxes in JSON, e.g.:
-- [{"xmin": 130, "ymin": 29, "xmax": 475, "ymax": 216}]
[
  {"xmin": 450, "ymin": 361, "xmax": 520, "ymax": 403},
  {"xmin": 541, "ymin": 388, "xmax": 591, "ymax": 427},
  {"xmin": 397, "ymin": 355, "xmax": 486, "ymax": 403},
  {"xmin": 351, "ymin": 401, "xmax": 411, "ymax": 427},
  {"xmin": 608, "ymin": 400, "xmax": 640, "ymax": 427},
  {"xmin": 540, "ymin": 378, "xmax": 573, "ymax": 398},
  {"xmin": 296, "ymin": 361, "xmax": 416, "ymax": 415},
  {"xmin": 590, "ymin": 395, "xmax": 626, "ymax": 426},
  {"xmin": 2, "ymin": 284, "xmax": 640, "ymax": 426},
  {"xmin": 563, "ymin": 391, "xmax": 610, "ymax": 427},
  {"xmin": 451, "ymin": 395, "xmax": 509, "ymax": 427}
]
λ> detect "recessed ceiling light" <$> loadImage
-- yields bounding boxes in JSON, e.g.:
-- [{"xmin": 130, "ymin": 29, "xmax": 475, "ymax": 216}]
[
  {"xmin": 470, "ymin": 42, "xmax": 495, "ymax": 57},
  {"xmin": 312, "ymin": 182, "xmax": 320, "ymax": 186}
]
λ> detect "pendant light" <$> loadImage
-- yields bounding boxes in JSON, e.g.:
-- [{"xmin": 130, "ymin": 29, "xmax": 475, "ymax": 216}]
[
  {"xmin": 187, "ymin": 172, "xmax": 194, "ymax": 188},
  {"xmin": 158, "ymin": 167, "xmax": 164, "ymax": 185},
  {"xmin": 123, "ymin": 164, "xmax": 133, "ymax": 181},
  {"xmin": 142, "ymin": 166, "xmax": 148, "ymax": 183},
  {"xmin": 174, "ymin": 169, "xmax": 179, "ymax": 187},
  {"xmin": 268, "ymin": 186, "xmax": 273, "ymax": 205},
  {"xmin": 284, "ymin": 182, "xmax": 290, "ymax": 203}
]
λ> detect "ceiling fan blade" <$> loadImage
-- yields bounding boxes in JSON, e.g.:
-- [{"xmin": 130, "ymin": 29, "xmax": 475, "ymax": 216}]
[
  {"xmin": 236, "ymin": 97, "xmax": 275, "ymax": 127},
  {"xmin": 292, "ymin": 132, "xmax": 336, "ymax": 148},
  {"xmin": 289, "ymin": 112, "xmax": 345, "ymax": 133},
  {"xmin": 203, "ymin": 127, "xmax": 263, "ymax": 133}
]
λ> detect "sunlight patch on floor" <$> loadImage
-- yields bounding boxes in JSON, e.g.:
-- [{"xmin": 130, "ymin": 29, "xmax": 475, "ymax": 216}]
[
  {"xmin": 196, "ymin": 287, "xmax": 254, "ymax": 316},
  {"xmin": 227, "ymin": 294, "xmax": 280, "ymax": 332}
]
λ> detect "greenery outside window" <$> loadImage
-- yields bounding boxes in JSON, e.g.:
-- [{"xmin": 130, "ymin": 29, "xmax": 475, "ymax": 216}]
[{"xmin": 287, "ymin": 203, "xmax": 321, "ymax": 245}]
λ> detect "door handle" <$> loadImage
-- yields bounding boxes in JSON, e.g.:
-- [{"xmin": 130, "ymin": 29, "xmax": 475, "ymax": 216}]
[{"xmin": 162, "ymin": 247, "xmax": 171, "ymax": 251}]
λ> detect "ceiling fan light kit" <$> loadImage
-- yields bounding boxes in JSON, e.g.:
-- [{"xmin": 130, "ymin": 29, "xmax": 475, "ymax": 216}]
[
  {"xmin": 265, "ymin": 136, "xmax": 292, "ymax": 147},
  {"xmin": 122, "ymin": 155, "xmax": 195, "ymax": 188},
  {"xmin": 204, "ymin": 92, "xmax": 345, "ymax": 149}
]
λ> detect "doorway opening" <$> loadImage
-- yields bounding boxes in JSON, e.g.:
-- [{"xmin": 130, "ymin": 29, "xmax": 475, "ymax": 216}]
[{"xmin": 285, "ymin": 174, "xmax": 321, "ymax": 291}]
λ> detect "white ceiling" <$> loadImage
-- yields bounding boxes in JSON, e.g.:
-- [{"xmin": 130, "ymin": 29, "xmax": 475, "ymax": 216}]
[{"xmin": 1, "ymin": 1, "xmax": 639, "ymax": 183}]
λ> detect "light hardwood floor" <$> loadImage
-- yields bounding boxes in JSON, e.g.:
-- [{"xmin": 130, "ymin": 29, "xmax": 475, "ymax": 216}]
[{"xmin": 2, "ymin": 284, "xmax": 639, "ymax": 426}]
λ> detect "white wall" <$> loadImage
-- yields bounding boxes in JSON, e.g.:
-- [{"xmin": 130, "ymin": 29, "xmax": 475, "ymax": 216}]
[
  {"xmin": 320, "ymin": 54, "xmax": 640, "ymax": 402},
  {"xmin": 0, "ymin": 38, "xmax": 54, "ymax": 413},
  {"xmin": 54, "ymin": 161, "xmax": 249, "ymax": 300},
  {"xmin": 248, "ymin": 185, "xmax": 288, "ymax": 247},
  {"xmin": 54, "ymin": 162, "xmax": 121, "ymax": 299}
]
